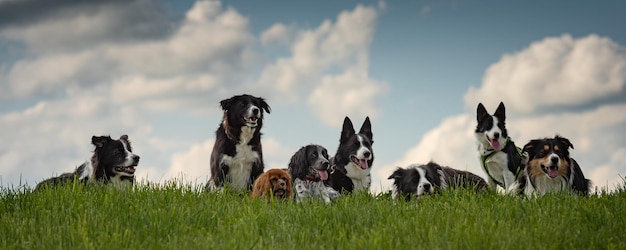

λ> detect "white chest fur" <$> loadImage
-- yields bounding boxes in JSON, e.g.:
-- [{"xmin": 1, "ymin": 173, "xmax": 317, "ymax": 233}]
[
  {"xmin": 345, "ymin": 162, "xmax": 371, "ymax": 192},
  {"xmin": 525, "ymin": 175, "xmax": 568, "ymax": 196},
  {"xmin": 221, "ymin": 126, "xmax": 259, "ymax": 190}
]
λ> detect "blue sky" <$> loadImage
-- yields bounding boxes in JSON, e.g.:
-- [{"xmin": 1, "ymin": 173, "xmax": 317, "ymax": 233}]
[{"xmin": 1, "ymin": 0, "xmax": 625, "ymax": 192}]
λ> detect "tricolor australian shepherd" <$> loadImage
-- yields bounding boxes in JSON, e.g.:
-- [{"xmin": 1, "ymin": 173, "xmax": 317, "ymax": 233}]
[
  {"xmin": 326, "ymin": 116, "xmax": 374, "ymax": 193},
  {"xmin": 35, "ymin": 135, "xmax": 140, "ymax": 191},
  {"xmin": 514, "ymin": 135, "xmax": 590, "ymax": 196},
  {"xmin": 475, "ymin": 102, "xmax": 525, "ymax": 193},
  {"xmin": 206, "ymin": 94, "xmax": 271, "ymax": 191},
  {"xmin": 288, "ymin": 144, "xmax": 340, "ymax": 203},
  {"xmin": 388, "ymin": 162, "xmax": 488, "ymax": 201}
]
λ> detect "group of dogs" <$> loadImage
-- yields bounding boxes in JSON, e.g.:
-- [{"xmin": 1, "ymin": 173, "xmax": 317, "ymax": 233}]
[{"xmin": 35, "ymin": 94, "xmax": 591, "ymax": 202}]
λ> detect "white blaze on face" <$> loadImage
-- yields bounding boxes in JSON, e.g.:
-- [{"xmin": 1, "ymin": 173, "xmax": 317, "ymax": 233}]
[
  {"xmin": 121, "ymin": 140, "xmax": 139, "ymax": 167},
  {"xmin": 415, "ymin": 167, "xmax": 432, "ymax": 196},
  {"xmin": 485, "ymin": 116, "xmax": 505, "ymax": 151}
]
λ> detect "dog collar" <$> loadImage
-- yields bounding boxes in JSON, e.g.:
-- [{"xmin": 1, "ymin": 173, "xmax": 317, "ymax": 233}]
[
  {"xmin": 305, "ymin": 176, "xmax": 321, "ymax": 182},
  {"xmin": 481, "ymin": 137, "xmax": 526, "ymax": 188}
]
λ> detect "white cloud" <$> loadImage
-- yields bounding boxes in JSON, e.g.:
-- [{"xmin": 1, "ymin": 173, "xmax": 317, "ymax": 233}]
[
  {"xmin": 308, "ymin": 67, "xmax": 388, "ymax": 127},
  {"xmin": 375, "ymin": 33, "xmax": 626, "ymax": 194},
  {"xmin": 260, "ymin": 23, "xmax": 293, "ymax": 46},
  {"xmin": 257, "ymin": 5, "xmax": 379, "ymax": 92},
  {"xmin": 465, "ymin": 34, "xmax": 626, "ymax": 115}
]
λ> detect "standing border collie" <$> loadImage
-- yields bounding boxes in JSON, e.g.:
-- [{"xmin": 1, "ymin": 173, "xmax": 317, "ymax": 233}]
[
  {"xmin": 35, "ymin": 135, "xmax": 140, "ymax": 191},
  {"xmin": 326, "ymin": 116, "xmax": 374, "ymax": 193},
  {"xmin": 288, "ymin": 144, "xmax": 340, "ymax": 203},
  {"xmin": 388, "ymin": 162, "xmax": 488, "ymax": 201},
  {"xmin": 206, "ymin": 94, "xmax": 271, "ymax": 191},
  {"xmin": 513, "ymin": 135, "xmax": 590, "ymax": 196},
  {"xmin": 475, "ymin": 102, "xmax": 525, "ymax": 193}
]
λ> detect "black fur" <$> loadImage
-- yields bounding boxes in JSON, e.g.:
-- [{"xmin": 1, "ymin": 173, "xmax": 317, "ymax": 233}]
[
  {"xmin": 35, "ymin": 135, "xmax": 139, "ymax": 191},
  {"xmin": 517, "ymin": 135, "xmax": 590, "ymax": 196},
  {"xmin": 206, "ymin": 94, "xmax": 271, "ymax": 191},
  {"xmin": 388, "ymin": 162, "xmax": 487, "ymax": 201},
  {"xmin": 288, "ymin": 144, "xmax": 330, "ymax": 181},
  {"xmin": 326, "ymin": 116, "xmax": 374, "ymax": 193}
]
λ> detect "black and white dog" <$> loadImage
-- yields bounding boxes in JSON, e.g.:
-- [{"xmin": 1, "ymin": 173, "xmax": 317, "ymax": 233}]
[
  {"xmin": 288, "ymin": 144, "xmax": 340, "ymax": 203},
  {"xmin": 513, "ymin": 135, "xmax": 590, "ymax": 196},
  {"xmin": 206, "ymin": 94, "xmax": 271, "ymax": 191},
  {"xmin": 35, "ymin": 135, "xmax": 140, "ymax": 191},
  {"xmin": 475, "ymin": 102, "xmax": 525, "ymax": 193},
  {"xmin": 388, "ymin": 162, "xmax": 488, "ymax": 201},
  {"xmin": 326, "ymin": 116, "xmax": 374, "ymax": 193}
]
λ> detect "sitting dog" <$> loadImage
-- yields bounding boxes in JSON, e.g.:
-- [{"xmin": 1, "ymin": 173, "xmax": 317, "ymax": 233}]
[
  {"xmin": 388, "ymin": 162, "xmax": 488, "ymax": 201},
  {"xmin": 513, "ymin": 135, "xmax": 591, "ymax": 196},
  {"xmin": 35, "ymin": 135, "xmax": 140, "ymax": 191},
  {"xmin": 206, "ymin": 94, "xmax": 271, "ymax": 192},
  {"xmin": 251, "ymin": 169, "xmax": 294, "ymax": 200},
  {"xmin": 288, "ymin": 144, "xmax": 340, "ymax": 203},
  {"xmin": 326, "ymin": 116, "xmax": 374, "ymax": 193},
  {"xmin": 475, "ymin": 102, "xmax": 526, "ymax": 193}
]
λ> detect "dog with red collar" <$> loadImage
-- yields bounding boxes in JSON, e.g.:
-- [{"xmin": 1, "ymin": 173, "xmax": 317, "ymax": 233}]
[{"xmin": 288, "ymin": 144, "xmax": 340, "ymax": 203}]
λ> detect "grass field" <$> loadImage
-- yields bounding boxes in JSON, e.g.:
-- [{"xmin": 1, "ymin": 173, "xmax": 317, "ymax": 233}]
[{"xmin": 1, "ymin": 181, "xmax": 625, "ymax": 249}]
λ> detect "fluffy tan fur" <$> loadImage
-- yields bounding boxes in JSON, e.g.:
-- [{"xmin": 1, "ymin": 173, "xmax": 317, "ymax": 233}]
[{"xmin": 251, "ymin": 169, "xmax": 293, "ymax": 200}]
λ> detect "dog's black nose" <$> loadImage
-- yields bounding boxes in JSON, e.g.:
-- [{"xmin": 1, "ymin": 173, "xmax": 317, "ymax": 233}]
[
  {"xmin": 550, "ymin": 156, "xmax": 559, "ymax": 164},
  {"xmin": 363, "ymin": 151, "xmax": 371, "ymax": 158},
  {"xmin": 252, "ymin": 107, "xmax": 260, "ymax": 115},
  {"xmin": 423, "ymin": 183, "xmax": 431, "ymax": 191},
  {"xmin": 279, "ymin": 181, "xmax": 285, "ymax": 187},
  {"xmin": 133, "ymin": 155, "xmax": 140, "ymax": 162},
  {"xmin": 493, "ymin": 132, "xmax": 500, "ymax": 139}
]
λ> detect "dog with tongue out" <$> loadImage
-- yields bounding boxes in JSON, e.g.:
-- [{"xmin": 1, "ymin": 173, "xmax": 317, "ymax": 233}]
[
  {"xmin": 475, "ymin": 102, "xmax": 526, "ymax": 193},
  {"xmin": 326, "ymin": 116, "xmax": 374, "ymax": 194}
]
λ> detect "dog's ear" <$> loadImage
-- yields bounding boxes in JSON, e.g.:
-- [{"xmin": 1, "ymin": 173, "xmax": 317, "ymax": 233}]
[
  {"xmin": 256, "ymin": 97, "xmax": 271, "ymax": 114},
  {"xmin": 388, "ymin": 168, "xmax": 406, "ymax": 180},
  {"xmin": 494, "ymin": 102, "xmax": 506, "ymax": 121},
  {"xmin": 219, "ymin": 97, "xmax": 234, "ymax": 111},
  {"xmin": 288, "ymin": 146, "xmax": 310, "ymax": 179},
  {"xmin": 477, "ymin": 103, "xmax": 488, "ymax": 123},
  {"xmin": 92, "ymin": 136, "xmax": 112, "ymax": 148},
  {"xmin": 251, "ymin": 172, "xmax": 270, "ymax": 198},
  {"xmin": 555, "ymin": 135, "xmax": 574, "ymax": 150},
  {"xmin": 359, "ymin": 117, "xmax": 373, "ymax": 141},
  {"xmin": 120, "ymin": 135, "xmax": 129, "ymax": 140},
  {"xmin": 340, "ymin": 116, "xmax": 355, "ymax": 144},
  {"xmin": 522, "ymin": 140, "xmax": 540, "ymax": 159}
]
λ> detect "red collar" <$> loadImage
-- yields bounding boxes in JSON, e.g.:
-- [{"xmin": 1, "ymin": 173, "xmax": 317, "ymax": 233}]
[{"xmin": 305, "ymin": 176, "xmax": 321, "ymax": 182}]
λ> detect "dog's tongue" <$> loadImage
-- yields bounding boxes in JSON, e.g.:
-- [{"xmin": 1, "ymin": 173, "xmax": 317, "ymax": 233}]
[
  {"xmin": 548, "ymin": 168, "xmax": 559, "ymax": 178},
  {"xmin": 358, "ymin": 159, "xmax": 369, "ymax": 170},
  {"xmin": 317, "ymin": 170, "xmax": 328, "ymax": 181},
  {"xmin": 489, "ymin": 139, "xmax": 501, "ymax": 151}
]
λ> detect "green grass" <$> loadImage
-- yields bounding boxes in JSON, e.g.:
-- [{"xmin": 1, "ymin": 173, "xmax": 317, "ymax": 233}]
[{"xmin": 1, "ymin": 181, "xmax": 625, "ymax": 249}]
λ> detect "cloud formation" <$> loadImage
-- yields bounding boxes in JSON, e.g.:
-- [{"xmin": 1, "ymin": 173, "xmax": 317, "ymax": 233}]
[
  {"xmin": 375, "ymin": 34, "xmax": 626, "ymax": 193},
  {"xmin": 465, "ymin": 34, "xmax": 626, "ymax": 115},
  {"xmin": 0, "ymin": 1, "xmax": 386, "ymax": 187}
]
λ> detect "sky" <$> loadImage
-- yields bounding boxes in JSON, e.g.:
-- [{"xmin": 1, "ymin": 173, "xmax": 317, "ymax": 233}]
[{"xmin": 1, "ymin": 0, "xmax": 625, "ymax": 193}]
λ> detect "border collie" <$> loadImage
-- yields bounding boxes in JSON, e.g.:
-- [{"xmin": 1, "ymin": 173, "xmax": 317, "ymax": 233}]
[
  {"xmin": 288, "ymin": 144, "xmax": 340, "ymax": 203},
  {"xmin": 35, "ymin": 135, "xmax": 140, "ymax": 191},
  {"xmin": 326, "ymin": 116, "xmax": 374, "ymax": 193},
  {"xmin": 388, "ymin": 162, "xmax": 488, "ymax": 201},
  {"xmin": 206, "ymin": 94, "xmax": 271, "ymax": 191},
  {"xmin": 513, "ymin": 135, "xmax": 590, "ymax": 196},
  {"xmin": 475, "ymin": 102, "xmax": 525, "ymax": 193}
]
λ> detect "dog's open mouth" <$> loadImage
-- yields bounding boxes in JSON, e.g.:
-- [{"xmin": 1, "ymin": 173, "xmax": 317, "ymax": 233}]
[
  {"xmin": 350, "ymin": 155, "xmax": 369, "ymax": 170},
  {"xmin": 541, "ymin": 164, "xmax": 559, "ymax": 178},
  {"xmin": 273, "ymin": 189, "xmax": 286, "ymax": 197},
  {"xmin": 115, "ymin": 165, "xmax": 136, "ymax": 174},
  {"xmin": 487, "ymin": 136, "xmax": 501, "ymax": 151},
  {"xmin": 244, "ymin": 116, "xmax": 259, "ymax": 127}
]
